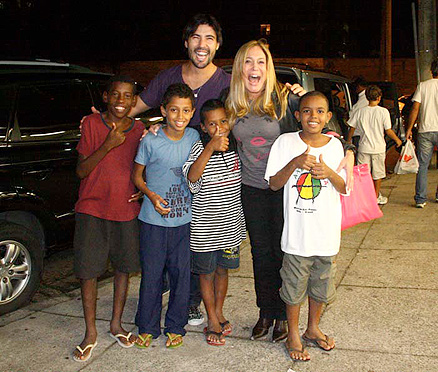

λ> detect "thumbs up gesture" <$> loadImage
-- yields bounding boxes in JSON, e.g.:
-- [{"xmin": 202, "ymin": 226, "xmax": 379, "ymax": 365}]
[
  {"xmin": 310, "ymin": 154, "xmax": 333, "ymax": 179},
  {"xmin": 104, "ymin": 123, "xmax": 126, "ymax": 151},
  {"xmin": 294, "ymin": 145, "xmax": 316, "ymax": 170},
  {"xmin": 208, "ymin": 125, "xmax": 229, "ymax": 152}
]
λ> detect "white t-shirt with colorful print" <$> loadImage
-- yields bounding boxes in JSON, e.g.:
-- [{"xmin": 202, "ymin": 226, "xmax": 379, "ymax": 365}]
[{"xmin": 265, "ymin": 132, "xmax": 346, "ymax": 257}]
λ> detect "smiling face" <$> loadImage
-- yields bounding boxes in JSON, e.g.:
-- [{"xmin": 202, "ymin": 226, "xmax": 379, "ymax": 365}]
[
  {"xmin": 185, "ymin": 24, "xmax": 219, "ymax": 69},
  {"xmin": 242, "ymin": 45, "xmax": 267, "ymax": 100},
  {"xmin": 295, "ymin": 94, "xmax": 332, "ymax": 135},
  {"xmin": 103, "ymin": 82, "xmax": 136, "ymax": 121},
  {"xmin": 201, "ymin": 107, "xmax": 230, "ymax": 138},
  {"xmin": 160, "ymin": 96, "xmax": 195, "ymax": 139}
]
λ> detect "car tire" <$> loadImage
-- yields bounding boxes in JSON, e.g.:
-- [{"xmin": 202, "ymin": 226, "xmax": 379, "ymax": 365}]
[{"xmin": 0, "ymin": 222, "xmax": 44, "ymax": 315}]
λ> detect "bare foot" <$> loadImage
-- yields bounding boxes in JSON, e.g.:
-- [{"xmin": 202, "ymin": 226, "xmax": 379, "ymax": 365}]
[
  {"xmin": 303, "ymin": 331, "xmax": 335, "ymax": 351},
  {"xmin": 73, "ymin": 333, "xmax": 97, "ymax": 362},
  {"xmin": 165, "ymin": 333, "xmax": 183, "ymax": 348},
  {"xmin": 285, "ymin": 339, "xmax": 310, "ymax": 362},
  {"xmin": 135, "ymin": 333, "xmax": 152, "ymax": 348},
  {"xmin": 217, "ymin": 316, "xmax": 232, "ymax": 336}
]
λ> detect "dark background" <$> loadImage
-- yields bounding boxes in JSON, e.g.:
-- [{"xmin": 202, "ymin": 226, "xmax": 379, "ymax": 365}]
[{"xmin": 1, "ymin": 0, "xmax": 415, "ymax": 62}]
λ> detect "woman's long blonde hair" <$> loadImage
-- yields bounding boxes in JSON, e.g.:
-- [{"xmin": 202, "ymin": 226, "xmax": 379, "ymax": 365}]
[{"xmin": 226, "ymin": 39, "xmax": 289, "ymax": 127}]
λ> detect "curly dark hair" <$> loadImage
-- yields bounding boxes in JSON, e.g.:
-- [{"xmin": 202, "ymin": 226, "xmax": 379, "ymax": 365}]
[
  {"xmin": 182, "ymin": 14, "xmax": 223, "ymax": 47},
  {"xmin": 161, "ymin": 83, "xmax": 195, "ymax": 108}
]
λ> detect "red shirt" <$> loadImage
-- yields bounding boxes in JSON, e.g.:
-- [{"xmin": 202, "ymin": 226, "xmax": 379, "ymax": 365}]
[{"xmin": 75, "ymin": 113, "xmax": 143, "ymax": 221}]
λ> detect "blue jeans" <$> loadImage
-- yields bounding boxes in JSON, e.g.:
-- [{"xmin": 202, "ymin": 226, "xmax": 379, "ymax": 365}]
[
  {"xmin": 135, "ymin": 222, "xmax": 190, "ymax": 337},
  {"xmin": 415, "ymin": 132, "xmax": 438, "ymax": 203}
]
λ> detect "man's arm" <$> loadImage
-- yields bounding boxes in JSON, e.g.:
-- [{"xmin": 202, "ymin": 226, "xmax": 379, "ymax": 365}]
[
  {"xmin": 129, "ymin": 96, "xmax": 151, "ymax": 118},
  {"xmin": 347, "ymin": 127, "xmax": 356, "ymax": 143},
  {"xmin": 405, "ymin": 101, "xmax": 420, "ymax": 141}
]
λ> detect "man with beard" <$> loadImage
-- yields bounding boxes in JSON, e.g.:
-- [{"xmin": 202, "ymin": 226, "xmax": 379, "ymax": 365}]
[
  {"xmin": 130, "ymin": 14, "xmax": 230, "ymax": 131},
  {"xmin": 129, "ymin": 14, "xmax": 230, "ymax": 327},
  {"xmin": 129, "ymin": 14, "xmax": 305, "ymax": 329}
]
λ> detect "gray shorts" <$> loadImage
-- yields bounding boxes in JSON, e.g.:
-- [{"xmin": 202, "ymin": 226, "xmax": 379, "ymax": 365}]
[
  {"xmin": 74, "ymin": 213, "xmax": 140, "ymax": 279},
  {"xmin": 357, "ymin": 152, "xmax": 386, "ymax": 180},
  {"xmin": 280, "ymin": 253, "xmax": 337, "ymax": 305}
]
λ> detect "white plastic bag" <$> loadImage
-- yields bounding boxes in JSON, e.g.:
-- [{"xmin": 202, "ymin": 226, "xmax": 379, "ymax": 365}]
[{"xmin": 394, "ymin": 141, "xmax": 419, "ymax": 174}]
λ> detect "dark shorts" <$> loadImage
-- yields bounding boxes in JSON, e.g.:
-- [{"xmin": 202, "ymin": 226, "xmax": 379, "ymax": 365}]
[
  {"xmin": 74, "ymin": 213, "xmax": 140, "ymax": 280},
  {"xmin": 191, "ymin": 247, "xmax": 240, "ymax": 275}
]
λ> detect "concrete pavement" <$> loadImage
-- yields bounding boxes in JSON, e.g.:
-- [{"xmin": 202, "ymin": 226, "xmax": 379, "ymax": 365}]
[{"xmin": 1, "ymin": 171, "xmax": 438, "ymax": 372}]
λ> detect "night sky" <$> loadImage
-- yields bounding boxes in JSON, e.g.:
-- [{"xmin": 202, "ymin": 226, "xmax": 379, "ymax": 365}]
[{"xmin": 1, "ymin": 0, "xmax": 416, "ymax": 63}]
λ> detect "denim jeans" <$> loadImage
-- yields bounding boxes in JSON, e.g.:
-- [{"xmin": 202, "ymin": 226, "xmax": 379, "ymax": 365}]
[{"xmin": 415, "ymin": 131, "xmax": 438, "ymax": 203}]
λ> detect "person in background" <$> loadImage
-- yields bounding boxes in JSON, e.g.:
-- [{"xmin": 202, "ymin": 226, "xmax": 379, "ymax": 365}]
[
  {"xmin": 405, "ymin": 58, "xmax": 438, "ymax": 208},
  {"xmin": 347, "ymin": 85, "xmax": 402, "ymax": 205}
]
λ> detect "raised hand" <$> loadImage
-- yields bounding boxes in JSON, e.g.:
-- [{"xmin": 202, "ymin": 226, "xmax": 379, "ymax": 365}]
[
  {"xmin": 208, "ymin": 125, "xmax": 229, "ymax": 152},
  {"xmin": 105, "ymin": 123, "xmax": 126, "ymax": 150},
  {"xmin": 311, "ymin": 154, "xmax": 333, "ymax": 179},
  {"xmin": 294, "ymin": 145, "xmax": 317, "ymax": 170}
]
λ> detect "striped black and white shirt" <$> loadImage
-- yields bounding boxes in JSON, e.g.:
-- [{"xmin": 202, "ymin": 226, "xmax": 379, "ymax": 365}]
[{"xmin": 183, "ymin": 140, "xmax": 246, "ymax": 252}]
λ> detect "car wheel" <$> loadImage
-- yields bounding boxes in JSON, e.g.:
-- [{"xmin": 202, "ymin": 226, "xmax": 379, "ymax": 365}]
[{"xmin": 0, "ymin": 222, "xmax": 43, "ymax": 315}]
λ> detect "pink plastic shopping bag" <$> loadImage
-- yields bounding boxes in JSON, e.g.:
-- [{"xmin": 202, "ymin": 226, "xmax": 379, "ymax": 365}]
[{"xmin": 341, "ymin": 163, "xmax": 383, "ymax": 230}]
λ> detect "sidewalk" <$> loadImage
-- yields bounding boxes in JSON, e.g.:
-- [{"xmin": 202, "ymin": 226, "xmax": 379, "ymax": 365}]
[{"xmin": 1, "ymin": 172, "xmax": 437, "ymax": 372}]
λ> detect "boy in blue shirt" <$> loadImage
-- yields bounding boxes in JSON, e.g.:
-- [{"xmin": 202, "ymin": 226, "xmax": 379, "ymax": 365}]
[{"xmin": 132, "ymin": 83, "xmax": 200, "ymax": 349}]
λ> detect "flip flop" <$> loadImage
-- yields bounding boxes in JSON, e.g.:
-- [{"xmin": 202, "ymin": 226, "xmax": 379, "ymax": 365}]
[
  {"xmin": 220, "ymin": 320, "xmax": 232, "ymax": 336},
  {"xmin": 284, "ymin": 342, "xmax": 310, "ymax": 362},
  {"xmin": 302, "ymin": 333, "xmax": 335, "ymax": 351},
  {"xmin": 72, "ymin": 341, "xmax": 97, "ymax": 362},
  {"xmin": 165, "ymin": 332, "xmax": 183, "ymax": 349},
  {"xmin": 205, "ymin": 329, "xmax": 225, "ymax": 346},
  {"xmin": 110, "ymin": 332, "xmax": 135, "ymax": 348},
  {"xmin": 135, "ymin": 333, "xmax": 153, "ymax": 349}
]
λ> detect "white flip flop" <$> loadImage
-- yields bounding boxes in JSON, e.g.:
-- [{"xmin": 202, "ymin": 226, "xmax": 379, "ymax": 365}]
[
  {"xmin": 109, "ymin": 332, "xmax": 135, "ymax": 348},
  {"xmin": 72, "ymin": 341, "xmax": 97, "ymax": 362}
]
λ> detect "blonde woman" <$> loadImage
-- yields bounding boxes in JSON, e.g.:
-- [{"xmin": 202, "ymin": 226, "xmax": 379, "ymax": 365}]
[{"xmin": 226, "ymin": 40, "xmax": 354, "ymax": 346}]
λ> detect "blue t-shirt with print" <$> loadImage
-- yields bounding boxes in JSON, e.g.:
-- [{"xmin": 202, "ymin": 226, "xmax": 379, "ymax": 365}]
[{"xmin": 135, "ymin": 127, "xmax": 200, "ymax": 227}]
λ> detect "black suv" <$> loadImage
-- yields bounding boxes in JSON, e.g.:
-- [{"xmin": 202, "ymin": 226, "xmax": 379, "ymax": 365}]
[{"xmin": 0, "ymin": 61, "xmax": 110, "ymax": 315}]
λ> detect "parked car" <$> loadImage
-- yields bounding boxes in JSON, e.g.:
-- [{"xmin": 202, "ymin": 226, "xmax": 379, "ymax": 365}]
[{"xmin": 0, "ymin": 60, "xmax": 110, "ymax": 315}]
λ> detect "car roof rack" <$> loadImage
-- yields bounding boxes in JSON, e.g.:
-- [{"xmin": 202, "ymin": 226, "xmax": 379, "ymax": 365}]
[{"xmin": 0, "ymin": 60, "xmax": 70, "ymax": 67}]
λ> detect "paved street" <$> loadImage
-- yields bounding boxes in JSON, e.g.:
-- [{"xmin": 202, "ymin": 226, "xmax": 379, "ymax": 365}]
[{"xmin": 1, "ymin": 171, "xmax": 437, "ymax": 372}]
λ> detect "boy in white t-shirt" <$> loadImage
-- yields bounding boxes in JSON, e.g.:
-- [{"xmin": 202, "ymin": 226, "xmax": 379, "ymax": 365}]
[
  {"xmin": 347, "ymin": 85, "xmax": 402, "ymax": 204},
  {"xmin": 265, "ymin": 91, "xmax": 347, "ymax": 362}
]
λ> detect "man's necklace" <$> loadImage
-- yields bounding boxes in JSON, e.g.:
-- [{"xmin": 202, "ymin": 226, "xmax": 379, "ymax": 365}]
[{"xmin": 193, "ymin": 84, "xmax": 203, "ymax": 98}]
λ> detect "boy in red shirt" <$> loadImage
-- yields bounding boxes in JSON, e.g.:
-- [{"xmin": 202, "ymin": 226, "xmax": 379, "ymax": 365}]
[{"xmin": 73, "ymin": 76, "xmax": 143, "ymax": 362}]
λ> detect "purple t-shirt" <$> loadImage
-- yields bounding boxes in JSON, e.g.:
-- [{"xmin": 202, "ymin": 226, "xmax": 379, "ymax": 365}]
[{"xmin": 140, "ymin": 65, "xmax": 231, "ymax": 129}]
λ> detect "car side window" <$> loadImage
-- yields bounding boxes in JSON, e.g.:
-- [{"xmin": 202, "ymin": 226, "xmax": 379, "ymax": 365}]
[
  {"xmin": 16, "ymin": 82, "xmax": 92, "ymax": 141},
  {"xmin": 0, "ymin": 86, "xmax": 15, "ymax": 141},
  {"xmin": 276, "ymin": 72, "xmax": 299, "ymax": 86},
  {"xmin": 314, "ymin": 78, "xmax": 350, "ymax": 137}
]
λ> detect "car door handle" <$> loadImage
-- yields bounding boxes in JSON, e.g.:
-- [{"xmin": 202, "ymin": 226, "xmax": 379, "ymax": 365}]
[{"xmin": 22, "ymin": 169, "xmax": 53, "ymax": 180}]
